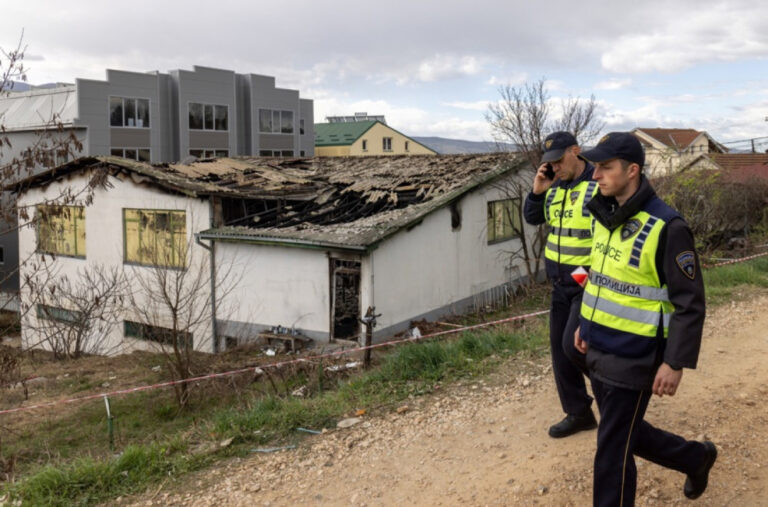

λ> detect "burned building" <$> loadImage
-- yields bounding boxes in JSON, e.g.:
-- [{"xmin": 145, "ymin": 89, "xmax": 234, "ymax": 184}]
[{"xmin": 14, "ymin": 153, "xmax": 533, "ymax": 354}]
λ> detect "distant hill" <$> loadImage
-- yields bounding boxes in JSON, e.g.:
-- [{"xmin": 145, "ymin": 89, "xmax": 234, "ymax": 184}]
[
  {"xmin": 2, "ymin": 81, "xmax": 70, "ymax": 92},
  {"xmin": 413, "ymin": 136, "xmax": 518, "ymax": 155}
]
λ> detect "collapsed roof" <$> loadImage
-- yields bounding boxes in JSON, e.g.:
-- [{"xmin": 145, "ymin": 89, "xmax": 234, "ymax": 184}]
[{"xmin": 14, "ymin": 153, "xmax": 525, "ymax": 250}]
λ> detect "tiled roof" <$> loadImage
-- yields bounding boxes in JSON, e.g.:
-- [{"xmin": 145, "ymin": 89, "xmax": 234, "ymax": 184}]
[
  {"xmin": 314, "ymin": 121, "xmax": 378, "ymax": 146},
  {"xmin": 636, "ymin": 128, "xmax": 703, "ymax": 149},
  {"xmin": 711, "ymin": 153, "xmax": 768, "ymax": 171}
]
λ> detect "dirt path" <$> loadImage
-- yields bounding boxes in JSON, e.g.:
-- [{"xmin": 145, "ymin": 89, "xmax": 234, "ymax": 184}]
[{"xmin": 129, "ymin": 292, "xmax": 768, "ymax": 506}]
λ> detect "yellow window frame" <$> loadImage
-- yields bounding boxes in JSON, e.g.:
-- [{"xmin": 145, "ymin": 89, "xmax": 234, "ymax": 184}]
[
  {"xmin": 123, "ymin": 208, "xmax": 186, "ymax": 268},
  {"xmin": 36, "ymin": 205, "xmax": 86, "ymax": 257}
]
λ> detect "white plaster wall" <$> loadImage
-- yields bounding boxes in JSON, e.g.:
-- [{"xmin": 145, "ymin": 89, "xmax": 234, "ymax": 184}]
[
  {"xmin": 17, "ymin": 172, "xmax": 212, "ymax": 355},
  {"xmin": 215, "ymin": 243, "xmax": 331, "ymax": 341},
  {"xmin": 361, "ymin": 175, "xmax": 536, "ymax": 334}
]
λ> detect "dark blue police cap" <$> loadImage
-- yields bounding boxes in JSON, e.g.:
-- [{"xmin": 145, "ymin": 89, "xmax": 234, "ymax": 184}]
[
  {"xmin": 582, "ymin": 132, "xmax": 645, "ymax": 168},
  {"xmin": 541, "ymin": 131, "xmax": 578, "ymax": 163}
]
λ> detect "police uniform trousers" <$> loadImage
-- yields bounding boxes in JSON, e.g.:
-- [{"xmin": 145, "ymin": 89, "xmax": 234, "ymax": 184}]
[
  {"xmin": 591, "ymin": 376, "xmax": 708, "ymax": 507},
  {"xmin": 550, "ymin": 282, "xmax": 592, "ymax": 415}
]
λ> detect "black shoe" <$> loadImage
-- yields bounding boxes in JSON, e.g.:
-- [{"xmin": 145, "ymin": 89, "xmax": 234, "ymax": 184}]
[
  {"xmin": 684, "ymin": 441, "xmax": 717, "ymax": 499},
  {"xmin": 548, "ymin": 410, "xmax": 597, "ymax": 438}
]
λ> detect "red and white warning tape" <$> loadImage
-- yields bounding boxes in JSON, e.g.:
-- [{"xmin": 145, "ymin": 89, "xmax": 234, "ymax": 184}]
[
  {"xmin": 0, "ymin": 308, "xmax": 550, "ymax": 416},
  {"xmin": 701, "ymin": 250, "xmax": 768, "ymax": 269}
]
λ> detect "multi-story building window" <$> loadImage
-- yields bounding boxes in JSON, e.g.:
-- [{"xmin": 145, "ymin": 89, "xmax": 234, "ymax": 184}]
[
  {"xmin": 487, "ymin": 199, "xmax": 521, "ymax": 244},
  {"xmin": 110, "ymin": 148, "xmax": 151, "ymax": 162},
  {"xmin": 383, "ymin": 137, "xmax": 392, "ymax": 152},
  {"xmin": 258, "ymin": 109, "xmax": 294, "ymax": 134},
  {"xmin": 300, "ymin": 119, "xmax": 305, "ymax": 135},
  {"xmin": 123, "ymin": 209, "xmax": 186, "ymax": 268},
  {"xmin": 37, "ymin": 205, "xmax": 86, "ymax": 257},
  {"xmin": 189, "ymin": 149, "xmax": 228, "ymax": 158},
  {"xmin": 258, "ymin": 150, "xmax": 294, "ymax": 157},
  {"xmin": 188, "ymin": 103, "xmax": 228, "ymax": 131},
  {"xmin": 110, "ymin": 97, "xmax": 150, "ymax": 128}
]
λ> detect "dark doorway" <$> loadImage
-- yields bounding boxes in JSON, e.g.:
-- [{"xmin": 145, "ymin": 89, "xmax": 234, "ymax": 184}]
[{"xmin": 331, "ymin": 259, "xmax": 361, "ymax": 340}]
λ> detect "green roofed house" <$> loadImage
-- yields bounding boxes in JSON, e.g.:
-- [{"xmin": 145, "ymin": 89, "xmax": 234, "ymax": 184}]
[{"xmin": 315, "ymin": 119, "xmax": 436, "ymax": 157}]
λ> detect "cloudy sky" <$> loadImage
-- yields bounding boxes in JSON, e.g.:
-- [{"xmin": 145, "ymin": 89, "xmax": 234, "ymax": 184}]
[{"xmin": 3, "ymin": 0, "xmax": 767, "ymax": 146}]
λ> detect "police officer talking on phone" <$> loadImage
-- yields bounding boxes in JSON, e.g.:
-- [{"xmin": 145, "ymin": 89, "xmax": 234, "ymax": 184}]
[{"xmin": 523, "ymin": 131, "xmax": 599, "ymax": 438}]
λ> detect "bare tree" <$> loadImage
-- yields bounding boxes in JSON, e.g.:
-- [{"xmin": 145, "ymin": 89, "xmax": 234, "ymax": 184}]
[
  {"xmin": 22, "ymin": 262, "xmax": 127, "ymax": 359},
  {"xmin": 485, "ymin": 77, "xmax": 605, "ymax": 168},
  {"xmin": 126, "ymin": 232, "xmax": 238, "ymax": 408},
  {"xmin": 1, "ymin": 31, "xmax": 84, "ymax": 325},
  {"xmin": 485, "ymin": 79, "xmax": 604, "ymax": 283}
]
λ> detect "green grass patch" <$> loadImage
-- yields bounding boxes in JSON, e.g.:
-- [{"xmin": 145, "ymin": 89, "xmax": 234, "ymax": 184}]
[{"xmin": 703, "ymin": 255, "xmax": 768, "ymax": 304}]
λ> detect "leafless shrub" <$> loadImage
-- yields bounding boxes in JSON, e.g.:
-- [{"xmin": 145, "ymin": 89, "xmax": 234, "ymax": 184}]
[
  {"xmin": 654, "ymin": 172, "xmax": 768, "ymax": 250},
  {"xmin": 126, "ymin": 233, "xmax": 238, "ymax": 408},
  {"xmin": 22, "ymin": 263, "xmax": 127, "ymax": 359}
]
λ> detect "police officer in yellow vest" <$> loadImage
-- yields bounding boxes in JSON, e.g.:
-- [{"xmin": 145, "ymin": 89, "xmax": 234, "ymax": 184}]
[
  {"xmin": 523, "ymin": 131, "xmax": 598, "ymax": 438},
  {"xmin": 575, "ymin": 132, "xmax": 717, "ymax": 506}
]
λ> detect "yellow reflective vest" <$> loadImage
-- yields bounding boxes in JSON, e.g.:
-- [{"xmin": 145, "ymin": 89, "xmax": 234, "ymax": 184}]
[
  {"xmin": 544, "ymin": 180, "xmax": 599, "ymax": 267},
  {"xmin": 580, "ymin": 204, "xmax": 675, "ymax": 349}
]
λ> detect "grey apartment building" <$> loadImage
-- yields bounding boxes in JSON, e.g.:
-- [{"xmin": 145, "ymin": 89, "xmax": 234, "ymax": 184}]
[
  {"xmin": 0, "ymin": 65, "xmax": 314, "ymax": 165},
  {"xmin": 0, "ymin": 65, "xmax": 313, "ymax": 295}
]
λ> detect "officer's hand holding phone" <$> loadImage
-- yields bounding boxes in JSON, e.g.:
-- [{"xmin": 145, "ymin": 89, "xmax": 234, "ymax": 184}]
[{"xmin": 533, "ymin": 162, "xmax": 556, "ymax": 194}]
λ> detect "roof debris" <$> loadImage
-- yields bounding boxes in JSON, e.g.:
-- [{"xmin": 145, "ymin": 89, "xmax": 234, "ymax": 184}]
[{"xmin": 15, "ymin": 153, "xmax": 526, "ymax": 249}]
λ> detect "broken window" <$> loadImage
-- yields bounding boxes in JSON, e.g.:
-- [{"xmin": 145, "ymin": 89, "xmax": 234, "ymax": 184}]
[
  {"xmin": 37, "ymin": 304, "xmax": 83, "ymax": 324},
  {"xmin": 331, "ymin": 259, "xmax": 361, "ymax": 340},
  {"xmin": 124, "ymin": 320, "xmax": 192, "ymax": 349},
  {"xmin": 487, "ymin": 198, "xmax": 521, "ymax": 244},
  {"xmin": 37, "ymin": 205, "xmax": 86, "ymax": 257},
  {"xmin": 123, "ymin": 209, "xmax": 186, "ymax": 268}
]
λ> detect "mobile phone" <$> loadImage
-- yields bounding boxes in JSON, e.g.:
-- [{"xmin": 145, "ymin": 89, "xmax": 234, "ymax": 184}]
[{"xmin": 544, "ymin": 163, "xmax": 555, "ymax": 180}]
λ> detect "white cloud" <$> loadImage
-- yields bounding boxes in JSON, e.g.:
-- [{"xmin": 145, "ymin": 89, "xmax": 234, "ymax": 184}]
[
  {"xmin": 487, "ymin": 72, "xmax": 528, "ymax": 86},
  {"xmin": 415, "ymin": 54, "xmax": 484, "ymax": 82},
  {"xmin": 594, "ymin": 78, "xmax": 632, "ymax": 91},
  {"xmin": 601, "ymin": 3, "xmax": 768, "ymax": 73},
  {"xmin": 441, "ymin": 100, "xmax": 491, "ymax": 111}
]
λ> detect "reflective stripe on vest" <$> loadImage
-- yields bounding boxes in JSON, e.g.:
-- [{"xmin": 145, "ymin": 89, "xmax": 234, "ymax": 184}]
[
  {"xmin": 550, "ymin": 226, "xmax": 592, "ymax": 239},
  {"xmin": 544, "ymin": 189, "xmax": 557, "ymax": 221},
  {"xmin": 582, "ymin": 181, "xmax": 598, "ymax": 217},
  {"xmin": 629, "ymin": 217, "xmax": 658, "ymax": 268},
  {"xmin": 544, "ymin": 180, "xmax": 596, "ymax": 266},
  {"xmin": 582, "ymin": 291, "xmax": 671, "ymax": 328},
  {"xmin": 581, "ymin": 210, "xmax": 674, "ymax": 339}
]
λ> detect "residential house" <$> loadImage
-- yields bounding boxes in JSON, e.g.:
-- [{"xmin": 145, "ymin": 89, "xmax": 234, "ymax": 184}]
[
  {"xmin": 15, "ymin": 154, "xmax": 532, "ymax": 355},
  {"xmin": 314, "ymin": 120, "xmax": 436, "ymax": 156},
  {"xmin": 632, "ymin": 128, "xmax": 727, "ymax": 176}
]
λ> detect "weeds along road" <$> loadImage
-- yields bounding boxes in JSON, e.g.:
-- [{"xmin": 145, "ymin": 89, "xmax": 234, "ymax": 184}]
[{"xmin": 127, "ymin": 293, "xmax": 768, "ymax": 507}]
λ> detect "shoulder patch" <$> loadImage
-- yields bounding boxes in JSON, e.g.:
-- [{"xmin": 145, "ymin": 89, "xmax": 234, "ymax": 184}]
[
  {"xmin": 569, "ymin": 191, "xmax": 580, "ymax": 204},
  {"xmin": 620, "ymin": 219, "xmax": 642, "ymax": 241},
  {"xmin": 675, "ymin": 251, "xmax": 696, "ymax": 280}
]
